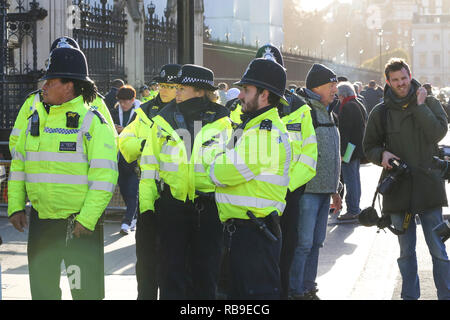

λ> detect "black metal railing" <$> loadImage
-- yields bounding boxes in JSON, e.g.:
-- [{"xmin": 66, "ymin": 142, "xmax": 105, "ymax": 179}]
[
  {"xmin": 0, "ymin": 0, "xmax": 47, "ymax": 135},
  {"xmin": 144, "ymin": 4, "xmax": 177, "ymax": 83},
  {"xmin": 72, "ymin": 0, "xmax": 127, "ymax": 94}
]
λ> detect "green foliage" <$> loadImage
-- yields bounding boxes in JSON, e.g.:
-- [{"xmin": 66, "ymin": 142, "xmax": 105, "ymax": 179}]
[{"xmin": 362, "ymin": 48, "xmax": 411, "ymax": 71}]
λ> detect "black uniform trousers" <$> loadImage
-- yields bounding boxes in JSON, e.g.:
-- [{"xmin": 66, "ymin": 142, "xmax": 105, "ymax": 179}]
[
  {"xmin": 135, "ymin": 200, "xmax": 160, "ymax": 300},
  {"xmin": 279, "ymin": 186, "xmax": 304, "ymax": 299},
  {"xmin": 225, "ymin": 216, "xmax": 282, "ymax": 300},
  {"xmin": 157, "ymin": 187, "xmax": 223, "ymax": 300},
  {"xmin": 27, "ymin": 207, "xmax": 104, "ymax": 300}
]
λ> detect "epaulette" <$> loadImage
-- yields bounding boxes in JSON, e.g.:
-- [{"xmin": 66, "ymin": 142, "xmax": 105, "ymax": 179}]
[
  {"xmin": 96, "ymin": 92, "xmax": 105, "ymax": 100},
  {"xmin": 260, "ymin": 119, "xmax": 272, "ymax": 131},
  {"xmin": 90, "ymin": 107, "xmax": 107, "ymax": 124},
  {"xmin": 25, "ymin": 89, "xmax": 42, "ymax": 100}
]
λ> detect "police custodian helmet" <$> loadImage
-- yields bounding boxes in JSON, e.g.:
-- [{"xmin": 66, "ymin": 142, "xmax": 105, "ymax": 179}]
[
  {"xmin": 235, "ymin": 58, "xmax": 288, "ymax": 105},
  {"xmin": 255, "ymin": 43, "xmax": 284, "ymax": 67},
  {"xmin": 50, "ymin": 36, "xmax": 80, "ymax": 52},
  {"xmin": 41, "ymin": 47, "xmax": 92, "ymax": 82}
]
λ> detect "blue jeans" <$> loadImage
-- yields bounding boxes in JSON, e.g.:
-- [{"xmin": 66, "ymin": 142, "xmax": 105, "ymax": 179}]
[
  {"xmin": 341, "ymin": 159, "xmax": 361, "ymax": 215},
  {"xmin": 289, "ymin": 193, "xmax": 331, "ymax": 296},
  {"xmin": 118, "ymin": 154, "xmax": 139, "ymax": 226},
  {"xmin": 390, "ymin": 208, "xmax": 450, "ymax": 300}
]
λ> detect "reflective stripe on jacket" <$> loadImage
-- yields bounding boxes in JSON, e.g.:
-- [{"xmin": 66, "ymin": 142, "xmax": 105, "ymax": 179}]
[
  {"xmin": 210, "ymin": 107, "xmax": 291, "ymax": 222},
  {"xmin": 8, "ymin": 95, "xmax": 118, "ymax": 231},
  {"xmin": 138, "ymin": 104, "xmax": 232, "ymax": 213}
]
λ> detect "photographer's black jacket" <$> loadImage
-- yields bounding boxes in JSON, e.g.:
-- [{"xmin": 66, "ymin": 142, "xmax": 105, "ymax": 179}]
[{"xmin": 363, "ymin": 80, "xmax": 448, "ymax": 214}]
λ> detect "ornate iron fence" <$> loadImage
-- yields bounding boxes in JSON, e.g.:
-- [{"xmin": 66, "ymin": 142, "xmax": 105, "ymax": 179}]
[
  {"xmin": 72, "ymin": 0, "xmax": 127, "ymax": 94},
  {"xmin": 144, "ymin": 4, "xmax": 177, "ymax": 83},
  {"xmin": 0, "ymin": 0, "xmax": 47, "ymax": 135}
]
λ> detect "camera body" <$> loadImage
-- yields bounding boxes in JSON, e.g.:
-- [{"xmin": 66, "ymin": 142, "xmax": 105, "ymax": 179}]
[
  {"xmin": 377, "ymin": 158, "xmax": 410, "ymax": 195},
  {"xmin": 433, "ymin": 220, "xmax": 450, "ymax": 243},
  {"xmin": 432, "ymin": 145, "xmax": 450, "ymax": 180}
]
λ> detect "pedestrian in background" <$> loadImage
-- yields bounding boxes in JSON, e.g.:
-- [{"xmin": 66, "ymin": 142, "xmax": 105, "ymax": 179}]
[
  {"xmin": 292, "ymin": 63, "xmax": 343, "ymax": 300},
  {"xmin": 218, "ymin": 82, "xmax": 228, "ymax": 105},
  {"xmin": 360, "ymin": 80, "xmax": 383, "ymax": 115},
  {"xmin": 139, "ymin": 85, "xmax": 153, "ymax": 103},
  {"xmin": 363, "ymin": 58, "xmax": 450, "ymax": 300},
  {"xmin": 104, "ymin": 79, "xmax": 125, "ymax": 112},
  {"xmin": 335, "ymin": 82, "xmax": 366, "ymax": 221},
  {"xmin": 7, "ymin": 47, "xmax": 118, "ymax": 300},
  {"xmin": 111, "ymin": 85, "xmax": 140, "ymax": 235}
]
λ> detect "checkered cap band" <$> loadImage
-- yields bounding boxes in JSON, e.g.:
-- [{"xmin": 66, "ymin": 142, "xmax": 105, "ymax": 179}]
[{"xmin": 181, "ymin": 77, "xmax": 214, "ymax": 86}]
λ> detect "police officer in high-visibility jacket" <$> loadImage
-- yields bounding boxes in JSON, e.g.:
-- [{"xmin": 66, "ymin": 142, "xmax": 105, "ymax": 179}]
[
  {"xmin": 7, "ymin": 47, "xmax": 118, "ymax": 300},
  {"xmin": 118, "ymin": 63, "xmax": 181, "ymax": 300},
  {"xmin": 139, "ymin": 64, "xmax": 232, "ymax": 299},
  {"xmin": 255, "ymin": 44, "xmax": 318, "ymax": 299},
  {"xmin": 9, "ymin": 37, "xmax": 115, "ymax": 156},
  {"xmin": 208, "ymin": 58, "xmax": 291, "ymax": 299}
]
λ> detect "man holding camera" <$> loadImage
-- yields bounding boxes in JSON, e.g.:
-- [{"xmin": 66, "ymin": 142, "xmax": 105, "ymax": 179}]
[{"xmin": 363, "ymin": 58, "xmax": 450, "ymax": 300}]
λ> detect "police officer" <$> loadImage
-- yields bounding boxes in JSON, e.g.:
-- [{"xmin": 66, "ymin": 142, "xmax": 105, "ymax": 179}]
[
  {"xmin": 118, "ymin": 63, "xmax": 181, "ymax": 300},
  {"xmin": 255, "ymin": 44, "xmax": 318, "ymax": 299},
  {"xmin": 9, "ymin": 36, "xmax": 115, "ymax": 156},
  {"xmin": 139, "ymin": 64, "xmax": 232, "ymax": 299},
  {"xmin": 209, "ymin": 58, "xmax": 291, "ymax": 299},
  {"xmin": 7, "ymin": 47, "xmax": 118, "ymax": 300}
]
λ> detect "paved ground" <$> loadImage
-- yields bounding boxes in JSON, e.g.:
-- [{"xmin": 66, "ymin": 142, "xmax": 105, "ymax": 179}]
[
  {"xmin": 0, "ymin": 163, "xmax": 447, "ymax": 300},
  {"xmin": 1, "ymin": 132, "xmax": 450, "ymax": 300}
]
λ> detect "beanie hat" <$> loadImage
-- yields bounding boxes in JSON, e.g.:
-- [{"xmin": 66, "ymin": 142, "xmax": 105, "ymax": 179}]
[
  {"xmin": 116, "ymin": 85, "xmax": 136, "ymax": 100},
  {"xmin": 306, "ymin": 63, "xmax": 337, "ymax": 90}
]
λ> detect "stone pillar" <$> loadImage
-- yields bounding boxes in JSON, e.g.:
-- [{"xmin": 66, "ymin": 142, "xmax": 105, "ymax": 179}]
[
  {"xmin": 35, "ymin": 0, "xmax": 74, "ymax": 70},
  {"xmin": 194, "ymin": 0, "xmax": 204, "ymax": 65},
  {"xmin": 123, "ymin": 0, "xmax": 145, "ymax": 89}
]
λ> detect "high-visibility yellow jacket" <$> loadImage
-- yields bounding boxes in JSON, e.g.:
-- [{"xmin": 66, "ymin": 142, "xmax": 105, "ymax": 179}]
[
  {"xmin": 280, "ymin": 102, "xmax": 317, "ymax": 192},
  {"xmin": 209, "ymin": 107, "xmax": 291, "ymax": 222},
  {"xmin": 139, "ymin": 100, "xmax": 232, "ymax": 213},
  {"xmin": 118, "ymin": 96, "xmax": 168, "ymax": 164},
  {"xmin": 8, "ymin": 95, "xmax": 118, "ymax": 231},
  {"xmin": 9, "ymin": 90, "xmax": 116, "ymax": 154}
]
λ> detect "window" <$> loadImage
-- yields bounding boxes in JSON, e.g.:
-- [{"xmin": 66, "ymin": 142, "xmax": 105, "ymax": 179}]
[
  {"xmin": 433, "ymin": 54, "xmax": 441, "ymax": 67},
  {"xmin": 419, "ymin": 34, "xmax": 426, "ymax": 42},
  {"xmin": 433, "ymin": 33, "xmax": 440, "ymax": 41},
  {"xmin": 419, "ymin": 53, "xmax": 427, "ymax": 68}
]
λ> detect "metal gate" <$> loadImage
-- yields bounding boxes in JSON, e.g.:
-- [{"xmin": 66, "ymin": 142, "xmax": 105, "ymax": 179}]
[
  {"xmin": 72, "ymin": 0, "xmax": 127, "ymax": 95},
  {"xmin": 144, "ymin": 4, "xmax": 177, "ymax": 82},
  {"xmin": 0, "ymin": 0, "xmax": 47, "ymax": 144}
]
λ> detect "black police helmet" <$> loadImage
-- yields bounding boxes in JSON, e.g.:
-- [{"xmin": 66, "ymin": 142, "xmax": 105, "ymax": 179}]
[
  {"xmin": 235, "ymin": 58, "xmax": 288, "ymax": 105},
  {"xmin": 41, "ymin": 47, "xmax": 91, "ymax": 82},
  {"xmin": 255, "ymin": 43, "xmax": 284, "ymax": 66},
  {"xmin": 50, "ymin": 36, "xmax": 80, "ymax": 52},
  {"xmin": 358, "ymin": 207, "xmax": 380, "ymax": 227},
  {"xmin": 172, "ymin": 64, "xmax": 218, "ymax": 91},
  {"xmin": 153, "ymin": 64, "xmax": 182, "ymax": 83}
]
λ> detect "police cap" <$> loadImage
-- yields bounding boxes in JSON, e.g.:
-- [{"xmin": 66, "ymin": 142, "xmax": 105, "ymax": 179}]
[
  {"xmin": 255, "ymin": 43, "xmax": 284, "ymax": 67},
  {"xmin": 172, "ymin": 64, "xmax": 218, "ymax": 91},
  {"xmin": 235, "ymin": 58, "xmax": 288, "ymax": 105},
  {"xmin": 41, "ymin": 47, "xmax": 91, "ymax": 82},
  {"xmin": 153, "ymin": 64, "xmax": 182, "ymax": 83}
]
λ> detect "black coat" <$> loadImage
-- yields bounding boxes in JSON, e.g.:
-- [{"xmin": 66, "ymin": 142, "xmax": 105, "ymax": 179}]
[
  {"xmin": 338, "ymin": 98, "xmax": 366, "ymax": 161},
  {"xmin": 361, "ymin": 87, "xmax": 383, "ymax": 114},
  {"xmin": 104, "ymin": 87, "xmax": 119, "ymax": 112}
]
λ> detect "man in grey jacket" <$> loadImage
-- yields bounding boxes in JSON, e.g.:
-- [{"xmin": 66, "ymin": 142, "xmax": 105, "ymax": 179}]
[{"xmin": 290, "ymin": 64, "xmax": 342, "ymax": 300}]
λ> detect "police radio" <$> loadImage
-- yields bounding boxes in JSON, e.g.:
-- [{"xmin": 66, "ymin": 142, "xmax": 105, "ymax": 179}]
[{"xmin": 30, "ymin": 110, "xmax": 40, "ymax": 136}]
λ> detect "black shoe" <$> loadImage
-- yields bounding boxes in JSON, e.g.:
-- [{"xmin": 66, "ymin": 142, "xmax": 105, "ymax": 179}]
[{"xmin": 304, "ymin": 289, "xmax": 320, "ymax": 300}]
